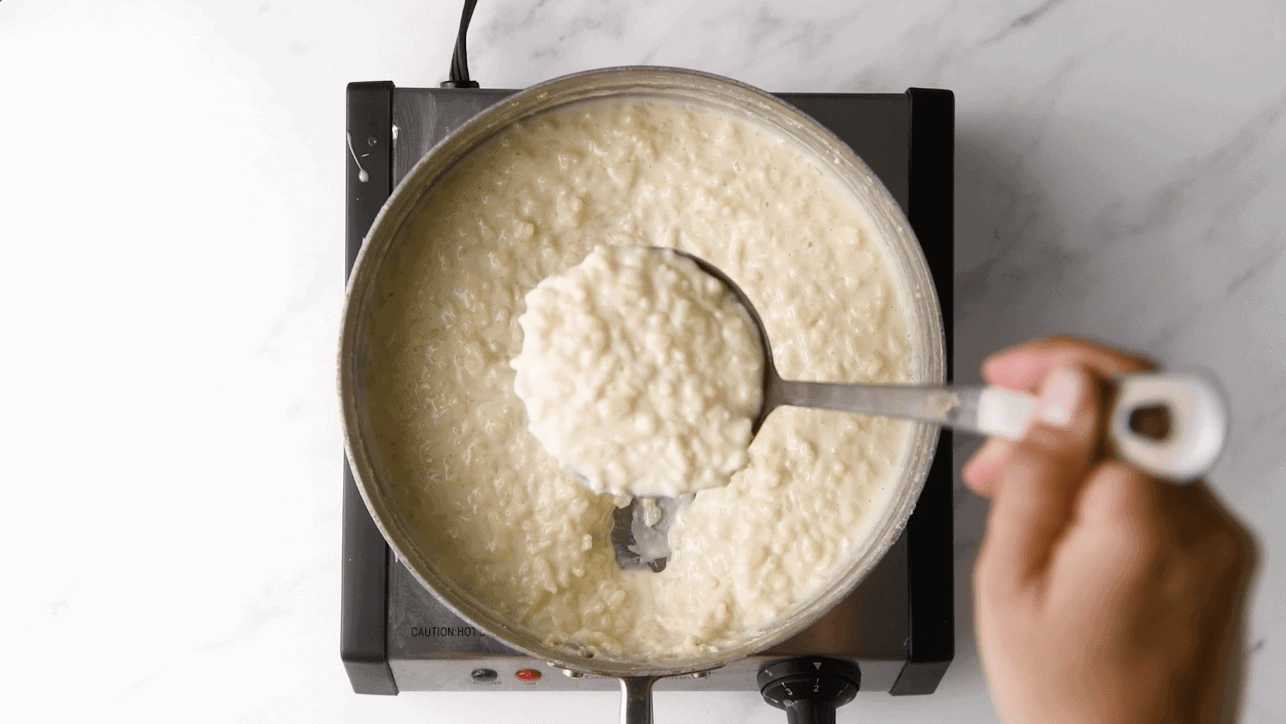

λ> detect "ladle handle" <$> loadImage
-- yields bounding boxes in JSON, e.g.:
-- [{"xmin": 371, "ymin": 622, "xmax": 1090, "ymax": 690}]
[
  {"xmin": 619, "ymin": 676, "xmax": 657, "ymax": 724},
  {"xmin": 962, "ymin": 370, "xmax": 1229, "ymax": 483},
  {"xmin": 776, "ymin": 371, "xmax": 1228, "ymax": 483}
]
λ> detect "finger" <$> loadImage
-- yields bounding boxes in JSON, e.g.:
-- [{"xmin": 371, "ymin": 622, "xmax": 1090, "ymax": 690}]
[
  {"xmin": 1079, "ymin": 470, "xmax": 1241, "ymax": 556},
  {"xmin": 962, "ymin": 437, "xmax": 1014, "ymax": 498},
  {"xmin": 1071, "ymin": 463, "xmax": 1194, "ymax": 598},
  {"xmin": 1075, "ymin": 460, "xmax": 1167, "ymax": 529},
  {"xmin": 979, "ymin": 364, "xmax": 1105, "ymax": 589},
  {"xmin": 982, "ymin": 335, "xmax": 1155, "ymax": 392},
  {"xmin": 1151, "ymin": 481, "xmax": 1257, "ymax": 574}
]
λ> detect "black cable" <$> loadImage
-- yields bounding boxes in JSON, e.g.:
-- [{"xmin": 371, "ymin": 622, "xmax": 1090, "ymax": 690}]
[{"xmin": 441, "ymin": 0, "xmax": 480, "ymax": 88}]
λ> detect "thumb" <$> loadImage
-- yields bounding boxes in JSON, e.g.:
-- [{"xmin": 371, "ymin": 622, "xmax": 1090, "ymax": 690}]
[{"xmin": 979, "ymin": 364, "xmax": 1106, "ymax": 590}]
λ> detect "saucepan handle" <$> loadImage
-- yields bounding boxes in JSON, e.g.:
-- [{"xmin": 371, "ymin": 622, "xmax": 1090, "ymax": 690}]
[
  {"xmin": 970, "ymin": 370, "xmax": 1229, "ymax": 483},
  {"xmin": 619, "ymin": 676, "xmax": 658, "ymax": 724}
]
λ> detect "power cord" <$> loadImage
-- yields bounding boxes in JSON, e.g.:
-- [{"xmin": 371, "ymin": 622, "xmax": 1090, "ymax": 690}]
[{"xmin": 441, "ymin": 0, "xmax": 481, "ymax": 88}]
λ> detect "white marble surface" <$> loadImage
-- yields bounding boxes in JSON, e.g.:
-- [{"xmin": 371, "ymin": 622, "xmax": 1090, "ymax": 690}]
[{"xmin": 1, "ymin": 0, "xmax": 1283, "ymax": 722}]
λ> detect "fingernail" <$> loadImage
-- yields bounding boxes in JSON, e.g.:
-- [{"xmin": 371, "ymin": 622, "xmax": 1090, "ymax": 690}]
[{"xmin": 1039, "ymin": 366, "xmax": 1084, "ymax": 429}]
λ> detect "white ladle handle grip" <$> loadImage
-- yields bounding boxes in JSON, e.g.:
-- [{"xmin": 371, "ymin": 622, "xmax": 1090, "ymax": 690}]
[{"xmin": 970, "ymin": 371, "xmax": 1229, "ymax": 483}]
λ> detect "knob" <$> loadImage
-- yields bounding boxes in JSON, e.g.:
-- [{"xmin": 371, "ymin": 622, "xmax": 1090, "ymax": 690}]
[{"xmin": 758, "ymin": 657, "xmax": 861, "ymax": 724}]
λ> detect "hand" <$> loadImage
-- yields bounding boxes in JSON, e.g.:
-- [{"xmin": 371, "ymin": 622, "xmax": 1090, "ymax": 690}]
[{"xmin": 963, "ymin": 336, "xmax": 1257, "ymax": 724}]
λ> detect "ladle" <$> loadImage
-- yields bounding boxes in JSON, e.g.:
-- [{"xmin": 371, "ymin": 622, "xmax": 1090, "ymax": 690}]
[{"xmin": 612, "ymin": 249, "xmax": 1230, "ymax": 571}]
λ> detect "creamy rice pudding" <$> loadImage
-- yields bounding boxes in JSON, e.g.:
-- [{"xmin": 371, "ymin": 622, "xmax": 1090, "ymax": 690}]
[
  {"xmin": 362, "ymin": 97, "xmax": 913, "ymax": 659},
  {"xmin": 510, "ymin": 245, "xmax": 763, "ymax": 498}
]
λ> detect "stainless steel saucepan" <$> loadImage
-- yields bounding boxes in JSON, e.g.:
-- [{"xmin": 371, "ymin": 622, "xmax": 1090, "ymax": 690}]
[{"xmin": 338, "ymin": 66, "xmax": 946, "ymax": 723}]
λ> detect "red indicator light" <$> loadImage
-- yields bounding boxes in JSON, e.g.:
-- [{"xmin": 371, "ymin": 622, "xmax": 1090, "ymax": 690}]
[{"xmin": 515, "ymin": 668, "xmax": 542, "ymax": 682}]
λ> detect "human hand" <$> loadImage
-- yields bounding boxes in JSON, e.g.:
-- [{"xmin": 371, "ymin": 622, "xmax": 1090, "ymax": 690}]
[{"xmin": 963, "ymin": 336, "xmax": 1257, "ymax": 724}]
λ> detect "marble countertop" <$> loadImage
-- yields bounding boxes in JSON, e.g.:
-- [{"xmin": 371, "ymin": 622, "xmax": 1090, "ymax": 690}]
[{"xmin": 1, "ymin": 1, "xmax": 1282, "ymax": 722}]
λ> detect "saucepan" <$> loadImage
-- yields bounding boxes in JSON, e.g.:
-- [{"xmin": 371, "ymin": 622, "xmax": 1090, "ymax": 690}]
[{"xmin": 338, "ymin": 67, "xmax": 946, "ymax": 723}]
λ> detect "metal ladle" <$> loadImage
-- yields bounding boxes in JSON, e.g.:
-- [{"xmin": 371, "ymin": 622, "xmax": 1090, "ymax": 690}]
[{"xmin": 612, "ymin": 249, "xmax": 1230, "ymax": 571}]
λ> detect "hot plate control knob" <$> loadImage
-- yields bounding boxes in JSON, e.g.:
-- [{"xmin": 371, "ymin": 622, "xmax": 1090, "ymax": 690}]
[{"xmin": 758, "ymin": 657, "xmax": 861, "ymax": 724}]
